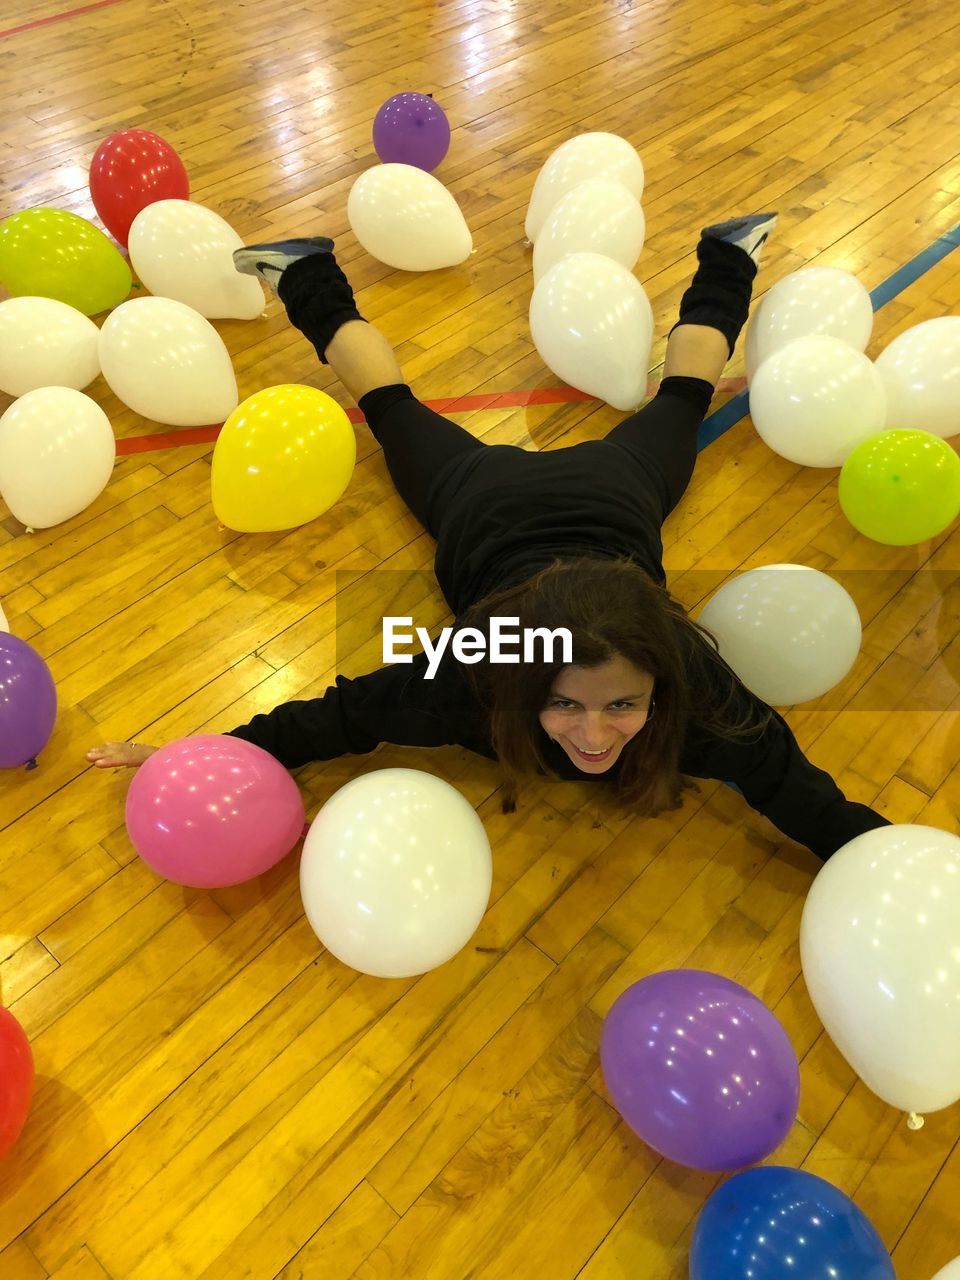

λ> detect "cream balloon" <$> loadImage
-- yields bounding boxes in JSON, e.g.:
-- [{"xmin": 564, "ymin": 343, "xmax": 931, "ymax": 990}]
[
  {"xmin": 347, "ymin": 164, "xmax": 472, "ymax": 271},
  {"xmin": 698, "ymin": 565, "xmax": 861, "ymax": 705},
  {"xmin": 930, "ymin": 1259, "xmax": 960, "ymax": 1280},
  {"xmin": 532, "ymin": 179, "xmax": 645, "ymax": 283},
  {"xmin": 530, "ymin": 252, "xmax": 653, "ymax": 411},
  {"xmin": 99, "ymin": 297, "xmax": 239, "ymax": 426},
  {"xmin": 875, "ymin": 316, "xmax": 960, "ymax": 440},
  {"xmin": 745, "ymin": 267, "xmax": 874, "ymax": 382},
  {"xmin": 300, "ymin": 768, "xmax": 492, "ymax": 978},
  {"xmin": 128, "ymin": 200, "xmax": 264, "ymax": 321},
  {"xmin": 0, "ymin": 387, "xmax": 115, "ymax": 528},
  {"xmin": 0, "ymin": 296, "xmax": 100, "ymax": 396},
  {"xmin": 525, "ymin": 133, "xmax": 645, "ymax": 242},
  {"xmin": 800, "ymin": 824, "xmax": 960, "ymax": 1117},
  {"xmin": 0, "ymin": 601, "xmax": 8, "ymax": 630},
  {"xmin": 749, "ymin": 335, "xmax": 886, "ymax": 466}
]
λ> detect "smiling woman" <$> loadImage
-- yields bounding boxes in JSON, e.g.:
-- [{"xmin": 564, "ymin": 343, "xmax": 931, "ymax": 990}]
[
  {"xmin": 462, "ymin": 555, "xmax": 768, "ymax": 816},
  {"xmin": 89, "ymin": 217, "xmax": 895, "ymax": 860}
]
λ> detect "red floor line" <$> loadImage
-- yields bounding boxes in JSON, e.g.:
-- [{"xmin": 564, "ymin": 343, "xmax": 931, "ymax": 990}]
[
  {"xmin": 0, "ymin": 0, "xmax": 129, "ymax": 38},
  {"xmin": 114, "ymin": 377, "xmax": 749, "ymax": 457}
]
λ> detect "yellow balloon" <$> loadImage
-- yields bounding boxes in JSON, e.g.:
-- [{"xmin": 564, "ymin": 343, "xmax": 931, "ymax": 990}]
[
  {"xmin": 211, "ymin": 384, "xmax": 356, "ymax": 532},
  {"xmin": 0, "ymin": 208, "xmax": 132, "ymax": 316}
]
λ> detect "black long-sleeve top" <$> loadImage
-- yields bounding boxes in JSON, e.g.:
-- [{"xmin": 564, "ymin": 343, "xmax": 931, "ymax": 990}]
[
  {"xmin": 227, "ymin": 437, "xmax": 890, "ymax": 860},
  {"xmin": 228, "ymin": 647, "xmax": 890, "ymax": 860}
]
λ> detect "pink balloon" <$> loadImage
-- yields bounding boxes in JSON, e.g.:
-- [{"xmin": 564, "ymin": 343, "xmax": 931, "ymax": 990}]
[{"xmin": 125, "ymin": 734, "xmax": 304, "ymax": 887}]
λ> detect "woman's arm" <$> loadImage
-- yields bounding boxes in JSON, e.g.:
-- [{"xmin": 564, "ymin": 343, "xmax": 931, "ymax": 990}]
[
  {"xmin": 683, "ymin": 703, "xmax": 891, "ymax": 861},
  {"xmin": 228, "ymin": 655, "xmax": 473, "ymax": 767},
  {"xmin": 87, "ymin": 654, "xmax": 470, "ymax": 772}
]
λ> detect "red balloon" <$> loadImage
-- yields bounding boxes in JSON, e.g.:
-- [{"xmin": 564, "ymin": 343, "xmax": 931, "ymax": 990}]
[
  {"xmin": 89, "ymin": 129, "xmax": 189, "ymax": 247},
  {"xmin": 0, "ymin": 1008, "xmax": 33, "ymax": 1159}
]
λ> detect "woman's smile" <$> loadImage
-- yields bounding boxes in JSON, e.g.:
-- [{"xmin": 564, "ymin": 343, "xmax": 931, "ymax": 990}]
[{"xmin": 569, "ymin": 743, "xmax": 615, "ymax": 762}]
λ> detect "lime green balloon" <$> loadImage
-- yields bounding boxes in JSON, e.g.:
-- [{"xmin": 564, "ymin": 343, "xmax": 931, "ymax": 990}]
[
  {"xmin": 839, "ymin": 429, "xmax": 960, "ymax": 545},
  {"xmin": 0, "ymin": 208, "xmax": 132, "ymax": 316}
]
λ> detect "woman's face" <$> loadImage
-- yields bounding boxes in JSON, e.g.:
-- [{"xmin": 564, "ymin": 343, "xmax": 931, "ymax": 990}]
[{"xmin": 538, "ymin": 655, "xmax": 656, "ymax": 775}]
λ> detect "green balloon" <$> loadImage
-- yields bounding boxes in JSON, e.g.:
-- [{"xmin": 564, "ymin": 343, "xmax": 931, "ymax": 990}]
[
  {"xmin": 0, "ymin": 207, "xmax": 131, "ymax": 316},
  {"xmin": 839, "ymin": 429, "xmax": 960, "ymax": 545}
]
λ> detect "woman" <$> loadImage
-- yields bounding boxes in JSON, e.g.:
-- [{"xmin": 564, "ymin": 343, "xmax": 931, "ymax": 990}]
[{"xmin": 88, "ymin": 214, "xmax": 890, "ymax": 861}]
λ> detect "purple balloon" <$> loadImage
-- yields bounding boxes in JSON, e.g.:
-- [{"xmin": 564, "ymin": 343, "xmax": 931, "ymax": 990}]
[
  {"xmin": 600, "ymin": 969, "xmax": 799, "ymax": 1171},
  {"xmin": 372, "ymin": 92, "xmax": 451, "ymax": 172},
  {"xmin": 0, "ymin": 633, "xmax": 57, "ymax": 769}
]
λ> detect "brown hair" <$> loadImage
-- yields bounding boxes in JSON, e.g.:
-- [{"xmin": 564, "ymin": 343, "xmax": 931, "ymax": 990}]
[{"xmin": 463, "ymin": 557, "xmax": 772, "ymax": 815}]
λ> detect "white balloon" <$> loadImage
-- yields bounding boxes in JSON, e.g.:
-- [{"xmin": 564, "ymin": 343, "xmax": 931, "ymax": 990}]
[
  {"xmin": 930, "ymin": 1260, "xmax": 960, "ymax": 1280},
  {"xmin": 875, "ymin": 316, "xmax": 960, "ymax": 440},
  {"xmin": 99, "ymin": 297, "xmax": 239, "ymax": 427},
  {"xmin": 530, "ymin": 252, "xmax": 653, "ymax": 411},
  {"xmin": 698, "ymin": 565, "xmax": 861, "ymax": 705},
  {"xmin": 0, "ymin": 601, "xmax": 8, "ymax": 630},
  {"xmin": 347, "ymin": 164, "xmax": 472, "ymax": 272},
  {"xmin": 0, "ymin": 296, "xmax": 100, "ymax": 396},
  {"xmin": 128, "ymin": 200, "xmax": 264, "ymax": 321},
  {"xmin": 525, "ymin": 133, "xmax": 644, "ymax": 242},
  {"xmin": 749, "ymin": 335, "xmax": 886, "ymax": 466},
  {"xmin": 533, "ymin": 179, "xmax": 645, "ymax": 283},
  {"xmin": 800, "ymin": 824, "xmax": 960, "ymax": 1116},
  {"xmin": 745, "ymin": 267, "xmax": 874, "ymax": 382},
  {"xmin": 0, "ymin": 387, "xmax": 115, "ymax": 528},
  {"xmin": 300, "ymin": 768, "xmax": 492, "ymax": 978}
]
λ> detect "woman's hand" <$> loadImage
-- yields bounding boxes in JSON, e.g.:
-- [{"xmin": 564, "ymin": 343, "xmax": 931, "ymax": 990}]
[{"xmin": 86, "ymin": 742, "xmax": 158, "ymax": 769}]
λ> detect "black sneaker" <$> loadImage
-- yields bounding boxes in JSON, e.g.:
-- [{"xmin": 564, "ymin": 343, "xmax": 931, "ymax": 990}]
[
  {"xmin": 232, "ymin": 236, "xmax": 334, "ymax": 295},
  {"xmin": 701, "ymin": 214, "xmax": 778, "ymax": 266}
]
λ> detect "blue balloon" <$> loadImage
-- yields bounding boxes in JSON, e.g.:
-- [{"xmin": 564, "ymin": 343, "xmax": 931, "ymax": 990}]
[{"xmin": 690, "ymin": 1167, "xmax": 895, "ymax": 1280}]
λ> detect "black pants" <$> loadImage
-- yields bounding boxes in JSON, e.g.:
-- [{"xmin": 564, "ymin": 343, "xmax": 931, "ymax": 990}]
[
  {"xmin": 277, "ymin": 242, "xmax": 752, "ymax": 541},
  {"xmin": 350, "ymin": 378, "xmax": 712, "ymax": 540}
]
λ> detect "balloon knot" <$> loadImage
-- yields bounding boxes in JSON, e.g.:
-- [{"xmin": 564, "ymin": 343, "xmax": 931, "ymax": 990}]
[
  {"xmin": 25, "ymin": 758, "xmax": 39, "ymax": 772},
  {"xmin": 907, "ymin": 1112, "xmax": 925, "ymax": 1130}
]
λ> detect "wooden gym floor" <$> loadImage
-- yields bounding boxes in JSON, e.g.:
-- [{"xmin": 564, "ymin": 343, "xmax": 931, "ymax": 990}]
[{"xmin": 1, "ymin": 0, "xmax": 958, "ymax": 1276}]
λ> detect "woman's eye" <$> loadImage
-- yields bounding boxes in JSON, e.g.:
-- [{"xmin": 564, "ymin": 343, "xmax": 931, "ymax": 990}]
[
  {"xmin": 551, "ymin": 699, "xmax": 576, "ymax": 710},
  {"xmin": 610, "ymin": 702, "xmax": 635, "ymax": 711}
]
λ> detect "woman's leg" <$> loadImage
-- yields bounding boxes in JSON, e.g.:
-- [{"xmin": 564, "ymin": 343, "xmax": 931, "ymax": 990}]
[
  {"xmin": 604, "ymin": 215, "xmax": 775, "ymax": 520},
  {"xmin": 323, "ymin": 319, "xmax": 404, "ymax": 401},
  {"xmin": 274, "ymin": 252, "xmax": 485, "ymax": 533},
  {"xmin": 661, "ymin": 323, "xmax": 730, "ymax": 385}
]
